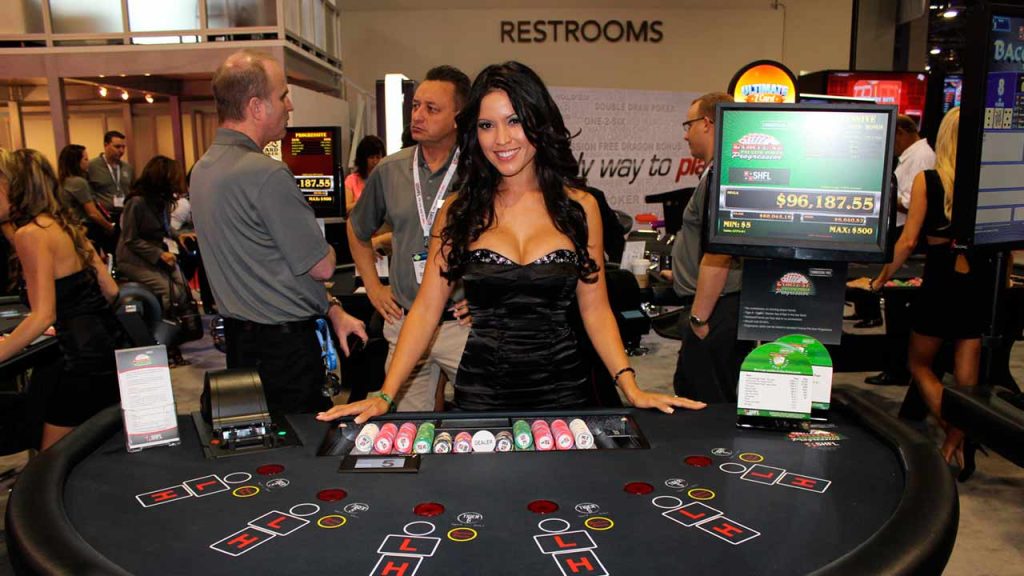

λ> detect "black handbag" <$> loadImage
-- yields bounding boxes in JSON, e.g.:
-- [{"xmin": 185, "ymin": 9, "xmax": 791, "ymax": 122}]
[{"xmin": 168, "ymin": 266, "xmax": 203, "ymax": 343}]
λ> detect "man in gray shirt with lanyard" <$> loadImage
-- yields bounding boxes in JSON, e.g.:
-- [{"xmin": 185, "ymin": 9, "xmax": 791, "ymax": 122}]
[
  {"xmin": 87, "ymin": 130, "xmax": 132, "ymax": 255},
  {"xmin": 348, "ymin": 66, "xmax": 472, "ymax": 411}
]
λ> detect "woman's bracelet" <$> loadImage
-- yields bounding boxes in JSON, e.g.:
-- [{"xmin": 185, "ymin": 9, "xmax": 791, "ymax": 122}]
[
  {"xmin": 612, "ymin": 367, "xmax": 636, "ymax": 384},
  {"xmin": 370, "ymin": 391, "xmax": 393, "ymax": 408}
]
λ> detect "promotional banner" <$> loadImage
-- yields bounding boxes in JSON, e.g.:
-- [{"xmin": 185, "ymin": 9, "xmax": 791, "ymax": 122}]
[{"xmin": 551, "ymin": 87, "xmax": 704, "ymax": 221}]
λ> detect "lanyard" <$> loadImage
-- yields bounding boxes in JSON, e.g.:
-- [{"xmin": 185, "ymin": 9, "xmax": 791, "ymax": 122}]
[
  {"xmin": 106, "ymin": 161, "xmax": 121, "ymax": 193},
  {"xmin": 412, "ymin": 146, "xmax": 460, "ymax": 245},
  {"xmin": 315, "ymin": 318, "xmax": 337, "ymax": 371}
]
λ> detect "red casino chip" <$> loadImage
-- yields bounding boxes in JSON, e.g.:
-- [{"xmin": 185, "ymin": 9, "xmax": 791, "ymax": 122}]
[
  {"xmin": 684, "ymin": 455, "xmax": 713, "ymax": 467},
  {"xmin": 317, "ymin": 489, "xmax": 348, "ymax": 502},
  {"xmin": 527, "ymin": 500, "xmax": 559, "ymax": 514},
  {"xmin": 623, "ymin": 482, "xmax": 654, "ymax": 495},
  {"xmin": 414, "ymin": 502, "xmax": 445, "ymax": 517},
  {"xmin": 256, "ymin": 464, "xmax": 285, "ymax": 476}
]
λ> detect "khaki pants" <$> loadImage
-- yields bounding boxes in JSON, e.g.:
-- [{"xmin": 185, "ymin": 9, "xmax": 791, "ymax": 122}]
[{"xmin": 383, "ymin": 318, "xmax": 470, "ymax": 411}]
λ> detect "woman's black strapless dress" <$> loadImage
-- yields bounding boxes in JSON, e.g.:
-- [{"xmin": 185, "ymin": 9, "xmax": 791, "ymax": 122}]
[
  {"xmin": 46, "ymin": 269, "xmax": 126, "ymax": 426},
  {"xmin": 454, "ymin": 248, "xmax": 591, "ymax": 411}
]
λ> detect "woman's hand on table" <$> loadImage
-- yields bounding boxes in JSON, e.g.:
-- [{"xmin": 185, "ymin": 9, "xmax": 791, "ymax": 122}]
[
  {"xmin": 316, "ymin": 396, "xmax": 390, "ymax": 425},
  {"xmin": 628, "ymin": 389, "xmax": 706, "ymax": 414}
]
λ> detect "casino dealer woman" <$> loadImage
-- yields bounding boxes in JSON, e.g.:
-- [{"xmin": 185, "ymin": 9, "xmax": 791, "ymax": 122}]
[
  {"xmin": 319, "ymin": 61, "xmax": 705, "ymax": 424},
  {"xmin": 0, "ymin": 149, "xmax": 126, "ymax": 450}
]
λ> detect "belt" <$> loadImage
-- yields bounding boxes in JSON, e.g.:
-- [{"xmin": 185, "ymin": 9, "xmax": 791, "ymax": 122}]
[
  {"xmin": 225, "ymin": 317, "xmax": 317, "ymax": 335},
  {"xmin": 400, "ymin": 307, "xmax": 458, "ymax": 325}
]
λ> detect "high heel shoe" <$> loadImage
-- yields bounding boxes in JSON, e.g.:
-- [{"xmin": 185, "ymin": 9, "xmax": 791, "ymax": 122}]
[{"xmin": 958, "ymin": 439, "xmax": 981, "ymax": 483}]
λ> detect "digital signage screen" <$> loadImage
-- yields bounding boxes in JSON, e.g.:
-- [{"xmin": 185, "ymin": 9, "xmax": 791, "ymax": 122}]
[
  {"xmin": 280, "ymin": 126, "xmax": 343, "ymax": 219},
  {"xmin": 942, "ymin": 75, "xmax": 964, "ymax": 113},
  {"xmin": 707, "ymin": 103, "xmax": 897, "ymax": 262},
  {"xmin": 966, "ymin": 9, "xmax": 1024, "ymax": 247},
  {"xmin": 826, "ymin": 71, "xmax": 928, "ymax": 123}
]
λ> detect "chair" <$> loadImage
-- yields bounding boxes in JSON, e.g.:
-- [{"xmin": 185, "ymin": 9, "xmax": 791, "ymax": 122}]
[{"xmin": 114, "ymin": 283, "xmax": 179, "ymax": 347}]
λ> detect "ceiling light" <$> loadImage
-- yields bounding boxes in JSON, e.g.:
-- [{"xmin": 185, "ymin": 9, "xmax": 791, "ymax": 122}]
[
  {"xmin": 121, "ymin": 90, "xmax": 130, "ymax": 101},
  {"xmin": 925, "ymin": 65, "xmax": 931, "ymax": 71},
  {"xmin": 99, "ymin": 74, "xmax": 105, "ymax": 78},
  {"xmin": 98, "ymin": 86, "xmax": 108, "ymax": 97},
  {"xmin": 145, "ymin": 94, "xmax": 154, "ymax": 104},
  {"xmin": 119, "ymin": 74, "xmax": 126, "ymax": 78},
  {"xmin": 930, "ymin": 47, "xmax": 941, "ymax": 55},
  {"xmin": 943, "ymin": 9, "xmax": 958, "ymax": 18},
  {"xmin": 144, "ymin": 73, "xmax": 151, "ymax": 77}
]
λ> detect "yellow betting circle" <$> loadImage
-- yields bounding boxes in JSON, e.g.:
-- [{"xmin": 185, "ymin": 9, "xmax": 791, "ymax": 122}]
[
  {"xmin": 447, "ymin": 527, "xmax": 478, "ymax": 543},
  {"xmin": 687, "ymin": 488, "xmax": 716, "ymax": 501},
  {"xmin": 231, "ymin": 485, "xmax": 261, "ymax": 498},
  {"xmin": 317, "ymin": 515, "xmax": 347, "ymax": 529},
  {"xmin": 584, "ymin": 516, "xmax": 615, "ymax": 531},
  {"xmin": 738, "ymin": 452, "xmax": 764, "ymax": 463}
]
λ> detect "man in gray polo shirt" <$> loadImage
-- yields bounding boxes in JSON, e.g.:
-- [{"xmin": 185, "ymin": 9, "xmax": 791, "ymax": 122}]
[
  {"xmin": 191, "ymin": 49, "xmax": 366, "ymax": 415},
  {"xmin": 670, "ymin": 92, "xmax": 752, "ymax": 404},
  {"xmin": 348, "ymin": 65, "xmax": 472, "ymax": 411}
]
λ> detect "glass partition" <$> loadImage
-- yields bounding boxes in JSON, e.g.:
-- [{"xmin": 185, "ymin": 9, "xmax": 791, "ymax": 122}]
[
  {"xmin": 50, "ymin": 0, "xmax": 124, "ymax": 34},
  {"xmin": 206, "ymin": 0, "xmax": 277, "ymax": 28}
]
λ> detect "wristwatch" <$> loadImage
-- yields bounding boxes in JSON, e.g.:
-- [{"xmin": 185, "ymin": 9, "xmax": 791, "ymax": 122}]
[
  {"xmin": 688, "ymin": 313, "xmax": 708, "ymax": 328},
  {"xmin": 327, "ymin": 296, "xmax": 342, "ymax": 309}
]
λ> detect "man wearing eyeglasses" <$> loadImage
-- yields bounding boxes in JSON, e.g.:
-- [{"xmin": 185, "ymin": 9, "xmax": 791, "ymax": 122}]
[{"xmin": 669, "ymin": 91, "xmax": 752, "ymax": 404}]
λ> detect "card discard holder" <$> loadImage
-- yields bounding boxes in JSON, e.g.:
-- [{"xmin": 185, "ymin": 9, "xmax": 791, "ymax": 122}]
[{"xmin": 339, "ymin": 454, "xmax": 421, "ymax": 473}]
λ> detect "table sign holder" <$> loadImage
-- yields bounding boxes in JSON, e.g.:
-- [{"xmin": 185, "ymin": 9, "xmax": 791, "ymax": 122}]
[{"xmin": 114, "ymin": 345, "xmax": 180, "ymax": 452}]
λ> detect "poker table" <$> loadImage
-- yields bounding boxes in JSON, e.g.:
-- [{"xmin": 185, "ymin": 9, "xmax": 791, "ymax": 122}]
[
  {"xmin": 0, "ymin": 302, "xmax": 58, "ymax": 383},
  {"xmin": 6, "ymin": 388, "xmax": 956, "ymax": 575}
]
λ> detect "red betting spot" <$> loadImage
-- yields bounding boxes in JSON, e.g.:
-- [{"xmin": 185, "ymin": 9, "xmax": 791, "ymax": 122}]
[
  {"xmin": 689, "ymin": 489, "xmax": 715, "ymax": 500},
  {"xmin": 414, "ymin": 502, "xmax": 445, "ymax": 517},
  {"xmin": 256, "ymin": 464, "xmax": 285, "ymax": 476},
  {"xmin": 527, "ymin": 500, "xmax": 560, "ymax": 514},
  {"xmin": 210, "ymin": 438, "xmax": 221, "ymax": 445},
  {"xmin": 684, "ymin": 455, "xmax": 713, "ymax": 467},
  {"xmin": 317, "ymin": 489, "xmax": 348, "ymax": 502},
  {"xmin": 623, "ymin": 482, "xmax": 654, "ymax": 495}
]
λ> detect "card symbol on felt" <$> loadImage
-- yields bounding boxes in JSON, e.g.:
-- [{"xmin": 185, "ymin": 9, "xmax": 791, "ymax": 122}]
[
  {"xmin": 663, "ymin": 502, "xmax": 724, "ymax": 527},
  {"xmin": 210, "ymin": 527, "xmax": 276, "ymax": 556},
  {"xmin": 534, "ymin": 530, "xmax": 596, "ymax": 554},
  {"xmin": 740, "ymin": 464, "xmax": 786, "ymax": 485},
  {"xmin": 697, "ymin": 516, "xmax": 760, "ymax": 545},
  {"xmin": 377, "ymin": 535, "xmax": 441, "ymax": 557},
  {"xmin": 778, "ymin": 472, "xmax": 831, "ymax": 493},
  {"xmin": 137, "ymin": 485, "xmax": 192, "ymax": 508},
  {"xmin": 183, "ymin": 475, "xmax": 229, "ymax": 497},
  {"xmin": 370, "ymin": 554, "xmax": 422, "ymax": 576},
  {"xmin": 552, "ymin": 550, "xmax": 609, "ymax": 576},
  {"xmin": 248, "ymin": 510, "xmax": 308, "ymax": 536}
]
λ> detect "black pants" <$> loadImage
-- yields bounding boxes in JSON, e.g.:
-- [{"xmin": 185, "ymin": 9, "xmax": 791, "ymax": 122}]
[
  {"xmin": 224, "ymin": 318, "xmax": 331, "ymax": 415},
  {"xmin": 672, "ymin": 293, "xmax": 753, "ymax": 403}
]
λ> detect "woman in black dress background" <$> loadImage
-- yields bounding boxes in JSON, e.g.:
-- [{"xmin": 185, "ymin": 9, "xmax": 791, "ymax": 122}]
[
  {"xmin": 0, "ymin": 149, "xmax": 124, "ymax": 449},
  {"xmin": 320, "ymin": 61, "xmax": 704, "ymax": 423},
  {"xmin": 854, "ymin": 107, "xmax": 991, "ymax": 471}
]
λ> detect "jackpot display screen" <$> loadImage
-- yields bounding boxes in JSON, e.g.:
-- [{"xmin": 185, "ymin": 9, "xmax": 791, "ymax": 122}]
[
  {"xmin": 280, "ymin": 127, "xmax": 343, "ymax": 219},
  {"xmin": 707, "ymin": 103, "xmax": 897, "ymax": 262},
  {"xmin": 826, "ymin": 71, "xmax": 928, "ymax": 123}
]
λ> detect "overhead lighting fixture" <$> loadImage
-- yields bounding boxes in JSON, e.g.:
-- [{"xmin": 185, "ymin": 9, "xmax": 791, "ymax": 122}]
[
  {"xmin": 144, "ymin": 94, "xmax": 154, "ymax": 104},
  {"xmin": 99, "ymin": 74, "xmax": 106, "ymax": 78},
  {"xmin": 144, "ymin": 73, "xmax": 151, "ymax": 77},
  {"xmin": 943, "ymin": 9, "xmax": 959, "ymax": 18},
  {"xmin": 119, "ymin": 74, "xmax": 126, "ymax": 78},
  {"xmin": 925, "ymin": 65, "xmax": 932, "ymax": 71},
  {"xmin": 98, "ymin": 86, "xmax": 108, "ymax": 97},
  {"xmin": 121, "ymin": 90, "xmax": 130, "ymax": 101},
  {"xmin": 930, "ymin": 47, "xmax": 941, "ymax": 55}
]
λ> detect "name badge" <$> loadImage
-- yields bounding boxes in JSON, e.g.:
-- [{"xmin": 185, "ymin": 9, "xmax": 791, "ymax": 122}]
[
  {"xmin": 114, "ymin": 194, "xmax": 125, "ymax": 208},
  {"xmin": 412, "ymin": 251, "xmax": 428, "ymax": 285}
]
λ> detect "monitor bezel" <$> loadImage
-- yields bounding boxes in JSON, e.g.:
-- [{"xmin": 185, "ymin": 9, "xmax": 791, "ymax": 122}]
[
  {"xmin": 705, "ymin": 102, "xmax": 898, "ymax": 262},
  {"xmin": 280, "ymin": 125, "xmax": 345, "ymax": 219}
]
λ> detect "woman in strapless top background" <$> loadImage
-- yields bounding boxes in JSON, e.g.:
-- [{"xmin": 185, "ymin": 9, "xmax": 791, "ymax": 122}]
[{"xmin": 320, "ymin": 61, "xmax": 705, "ymax": 424}]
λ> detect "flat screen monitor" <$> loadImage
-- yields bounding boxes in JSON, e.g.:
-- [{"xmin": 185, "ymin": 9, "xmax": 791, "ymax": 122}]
[
  {"xmin": 706, "ymin": 103, "xmax": 897, "ymax": 262},
  {"xmin": 955, "ymin": 4, "xmax": 1024, "ymax": 249},
  {"xmin": 826, "ymin": 71, "xmax": 928, "ymax": 124},
  {"xmin": 942, "ymin": 75, "xmax": 964, "ymax": 113},
  {"xmin": 280, "ymin": 126, "xmax": 343, "ymax": 219}
]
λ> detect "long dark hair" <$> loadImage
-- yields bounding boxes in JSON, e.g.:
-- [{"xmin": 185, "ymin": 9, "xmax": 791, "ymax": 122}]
[
  {"xmin": 354, "ymin": 135, "xmax": 385, "ymax": 179},
  {"xmin": 57, "ymin": 144, "xmax": 87, "ymax": 185},
  {"xmin": 130, "ymin": 155, "xmax": 183, "ymax": 213},
  {"xmin": 2, "ymin": 149, "xmax": 96, "ymax": 270},
  {"xmin": 440, "ymin": 61, "xmax": 597, "ymax": 282}
]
